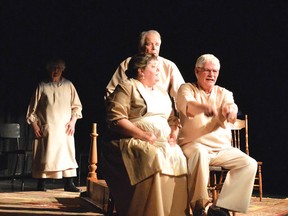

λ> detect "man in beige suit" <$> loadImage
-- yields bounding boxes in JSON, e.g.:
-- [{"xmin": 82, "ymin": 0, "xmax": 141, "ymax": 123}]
[{"xmin": 176, "ymin": 54, "xmax": 257, "ymax": 216}]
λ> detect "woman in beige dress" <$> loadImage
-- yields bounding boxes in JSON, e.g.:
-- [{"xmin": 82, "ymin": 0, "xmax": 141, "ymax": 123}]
[
  {"xmin": 102, "ymin": 53, "xmax": 188, "ymax": 216},
  {"xmin": 26, "ymin": 58, "xmax": 82, "ymax": 192}
]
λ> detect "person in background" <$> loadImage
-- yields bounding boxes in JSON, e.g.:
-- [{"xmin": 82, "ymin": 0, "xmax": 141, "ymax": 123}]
[
  {"xmin": 26, "ymin": 58, "xmax": 82, "ymax": 192},
  {"xmin": 105, "ymin": 29, "xmax": 185, "ymax": 102},
  {"xmin": 176, "ymin": 54, "xmax": 257, "ymax": 216},
  {"xmin": 102, "ymin": 53, "xmax": 188, "ymax": 216}
]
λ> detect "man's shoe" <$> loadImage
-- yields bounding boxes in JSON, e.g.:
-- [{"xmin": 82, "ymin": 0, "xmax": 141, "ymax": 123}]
[
  {"xmin": 64, "ymin": 182, "xmax": 81, "ymax": 192},
  {"xmin": 207, "ymin": 206, "xmax": 229, "ymax": 216},
  {"xmin": 37, "ymin": 179, "xmax": 47, "ymax": 191}
]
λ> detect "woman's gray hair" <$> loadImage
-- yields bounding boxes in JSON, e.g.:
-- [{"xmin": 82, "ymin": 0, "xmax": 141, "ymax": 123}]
[
  {"xmin": 126, "ymin": 53, "xmax": 157, "ymax": 79},
  {"xmin": 46, "ymin": 58, "xmax": 66, "ymax": 71},
  {"xmin": 195, "ymin": 54, "xmax": 220, "ymax": 69},
  {"xmin": 138, "ymin": 30, "xmax": 161, "ymax": 52}
]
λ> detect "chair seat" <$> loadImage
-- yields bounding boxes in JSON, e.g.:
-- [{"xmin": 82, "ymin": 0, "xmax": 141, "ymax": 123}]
[{"xmin": 209, "ymin": 166, "xmax": 226, "ymax": 172}]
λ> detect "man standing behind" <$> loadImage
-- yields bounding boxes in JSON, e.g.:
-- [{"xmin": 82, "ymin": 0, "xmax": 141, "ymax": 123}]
[
  {"xmin": 176, "ymin": 54, "xmax": 257, "ymax": 216},
  {"xmin": 105, "ymin": 30, "xmax": 185, "ymax": 100}
]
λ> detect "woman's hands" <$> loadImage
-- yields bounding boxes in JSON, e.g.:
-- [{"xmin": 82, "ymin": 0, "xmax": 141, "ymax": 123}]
[
  {"xmin": 113, "ymin": 119, "xmax": 158, "ymax": 144},
  {"xmin": 32, "ymin": 116, "xmax": 77, "ymax": 139},
  {"xmin": 32, "ymin": 121, "xmax": 42, "ymax": 138},
  {"xmin": 142, "ymin": 131, "xmax": 157, "ymax": 144},
  {"xmin": 167, "ymin": 125, "xmax": 179, "ymax": 146},
  {"xmin": 65, "ymin": 116, "xmax": 77, "ymax": 136},
  {"xmin": 114, "ymin": 119, "xmax": 181, "ymax": 146}
]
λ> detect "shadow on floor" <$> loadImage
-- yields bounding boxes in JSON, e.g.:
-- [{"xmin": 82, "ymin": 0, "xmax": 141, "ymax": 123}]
[{"xmin": 0, "ymin": 175, "xmax": 87, "ymax": 192}]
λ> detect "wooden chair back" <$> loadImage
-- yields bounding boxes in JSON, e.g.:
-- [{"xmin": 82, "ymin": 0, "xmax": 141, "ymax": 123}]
[{"xmin": 229, "ymin": 115, "xmax": 249, "ymax": 155}]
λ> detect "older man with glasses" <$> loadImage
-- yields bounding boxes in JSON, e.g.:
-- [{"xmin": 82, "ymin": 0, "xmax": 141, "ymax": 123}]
[{"xmin": 176, "ymin": 54, "xmax": 257, "ymax": 216}]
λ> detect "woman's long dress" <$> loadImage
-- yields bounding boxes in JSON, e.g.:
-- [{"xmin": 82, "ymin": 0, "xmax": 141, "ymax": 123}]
[{"xmin": 26, "ymin": 78, "xmax": 82, "ymax": 179}]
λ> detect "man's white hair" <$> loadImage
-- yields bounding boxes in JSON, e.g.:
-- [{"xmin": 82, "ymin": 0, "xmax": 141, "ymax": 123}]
[{"xmin": 195, "ymin": 54, "xmax": 220, "ymax": 69}]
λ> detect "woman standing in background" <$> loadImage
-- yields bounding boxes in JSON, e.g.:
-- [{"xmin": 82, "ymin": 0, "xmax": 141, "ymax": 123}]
[{"xmin": 26, "ymin": 58, "xmax": 82, "ymax": 192}]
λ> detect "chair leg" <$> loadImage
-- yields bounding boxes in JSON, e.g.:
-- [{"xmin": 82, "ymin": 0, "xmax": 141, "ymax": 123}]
[
  {"xmin": 11, "ymin": 154, "xmax": 20, "ymax": 184},
  {"xmin": 212, "ymin": 172, "xmax": 218, "ymax": 205},
  {"xmin": 258, "ymin": 164, "xmax": 263, "ymax": 201},
  {"xmin": 20, "ymin": 153, "xmax": 29, "ymax": 191}
]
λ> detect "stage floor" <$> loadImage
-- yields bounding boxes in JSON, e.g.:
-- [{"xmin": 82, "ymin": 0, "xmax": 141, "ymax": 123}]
[{"xmin": 0, "ymin": 177, "xmax": 287, "ymax": 216}]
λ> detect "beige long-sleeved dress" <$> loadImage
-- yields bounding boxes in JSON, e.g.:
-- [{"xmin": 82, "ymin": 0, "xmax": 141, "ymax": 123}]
[
  {"xmin": 26, "ymin": 77, "xmax": 82, "ymax": 179},
  {"xmin": 102, "ymin": 79, "xmax": 188, "ymax": 216}
]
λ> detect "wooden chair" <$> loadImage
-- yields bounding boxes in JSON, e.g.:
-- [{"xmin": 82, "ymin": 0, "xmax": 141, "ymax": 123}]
[
  {"xmin": 0, "ymin": 123, "xmax": 32, "ymax": 191},
  {"xmin": 209, "ymin": 115, "xmax": 263, "ymax": 209}
]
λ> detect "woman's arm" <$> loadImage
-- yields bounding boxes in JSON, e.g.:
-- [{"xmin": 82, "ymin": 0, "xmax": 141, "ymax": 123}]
[
  {"xmin": 167, "ymin": 124, "xmax": 179, "ymax": 146},
  {"xmin": 111, "ymin": 118, "xmax": 157, "ymax": 144}
]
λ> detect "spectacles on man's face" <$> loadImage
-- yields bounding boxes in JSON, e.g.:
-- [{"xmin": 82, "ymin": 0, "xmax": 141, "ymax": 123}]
[{"xmin": 197, "ymin": 67, "xmax": 219, "ymax": 74}]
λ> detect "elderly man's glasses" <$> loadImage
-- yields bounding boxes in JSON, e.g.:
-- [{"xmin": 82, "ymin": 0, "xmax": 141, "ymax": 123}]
[{"xmin": 197, "ymin": 67, "xmax": 219, "ymax": 74}]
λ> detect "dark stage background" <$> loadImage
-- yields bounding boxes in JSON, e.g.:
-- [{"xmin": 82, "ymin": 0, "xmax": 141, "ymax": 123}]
[{"xmin": 1, "ymin": 0, "xmax": 287, "ymax": 197}]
